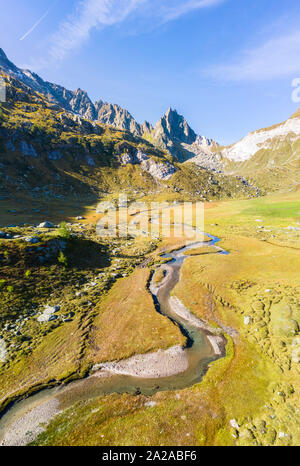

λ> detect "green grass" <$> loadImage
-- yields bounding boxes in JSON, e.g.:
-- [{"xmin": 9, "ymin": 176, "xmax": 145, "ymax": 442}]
[{"xmin": 243, "ymin": 200, "xmax": 300, "ymax": 219}]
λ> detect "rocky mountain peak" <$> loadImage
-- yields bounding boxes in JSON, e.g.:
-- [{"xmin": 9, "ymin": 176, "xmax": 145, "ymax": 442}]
[
  {"xmin": 153, "ymin": 107, "xmax": 197, "ymax": 147},
  {"xmin": 157, "ymin": 107, "xmax": 197, "ymax": 145},
  {"xmin": 94, "ymin": 100, "xmax": 143, "ymax": 136},
  {"xmin": 0, "ymin": 48, "xmax": 18, "ymax": 74},
  {"xmin": 74, "ymin": 88, "xmax": 87, "ymax": 96},
  {"xmin": 69, "ymin": 88, "xmax": 96, "ymax": 119},
  {"xmin": 291, "ymin": 107, "xmax": 300, "ymax": 118},
  {"xmin": 0, "ymin": 48, "xmax": 7, "ymax": 60},
  {"xmin": 142, "ymin": 121, "xmax": 153, "ymax": 133},
  {"xmin": 0, "ymin": 47, "xmax": 218, "ymax": 164}
]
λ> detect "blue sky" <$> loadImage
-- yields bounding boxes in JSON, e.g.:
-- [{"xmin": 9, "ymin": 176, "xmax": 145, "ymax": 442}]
[{"xmin": 1, "ymin": 0, "xmax": 300, "ymax": 144}]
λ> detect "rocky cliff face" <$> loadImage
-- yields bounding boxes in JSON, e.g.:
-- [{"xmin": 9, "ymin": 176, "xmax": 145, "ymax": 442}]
[
  {"xmin": 0, "ymin": 65, "xmax": 261, "ymax": 201},
  {"xmin": 148, "ymin": 107, "xmax": 218, "ymax": 163},
  {"xmin": 152, "ymin": 107, "xmax": 197, "ymax": 146},
  {"xmin": 67, "ymin": 88, "xmax": 96, "ymax": 120},
  {"xmin": 119, "ymin": 148, "xmax": 176, "ymax": 179},
  {"xmin": 94, "ymin": 100, "xmax": 144, "ymax": 136},
  {"xmin": 0, "ymin": 48, "xmax": 140, "ymax": 131},
  {"xmin": 0, "ymin": 71, "xmax": 182, "ymax": 198},
  {"xmin": 0, "ymin": 49, "xmax": 217, "ymax": 165}
]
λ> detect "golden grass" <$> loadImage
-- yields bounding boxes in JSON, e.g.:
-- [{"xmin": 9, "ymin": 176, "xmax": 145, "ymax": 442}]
[
  {"xmin": 85, "ymin": 268, "xmax": 185, "ymax": 364},
  {"xmin": 34, "ymin": 194, "xmax": 300, "ymax": 446},
  {"xmin": 183, "ymin": 246, "xmax": 216, "ymax": 256},
  {"xmin": 0, "ymin": 316, "xmax": 85, "ymax": 412},
  {"xmin": 2, "ymin": 193, "xmax": 299, "ymax": 446}
]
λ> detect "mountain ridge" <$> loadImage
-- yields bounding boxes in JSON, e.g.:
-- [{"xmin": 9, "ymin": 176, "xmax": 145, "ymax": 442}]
[
  {"xmin": 1, "ymin": 47, "xmax": 299, "ymax": 193},
  {"xmin": 0, "ymin": 48, "xmax": 217, "ymax": 160},
  {"xmin": 0, "ymin": 68, "xmax": 258, "ymax": 204}
]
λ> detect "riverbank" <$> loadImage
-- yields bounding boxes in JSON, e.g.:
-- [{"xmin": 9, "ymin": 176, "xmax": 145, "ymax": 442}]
[
  {"xmin": 0, "ymin": 228, "xmax": 228, "ymax": 446},
  {"xmin": 27, "ymin": 193, "xmax": 300, "ymax": 446},
  {"xmin": 93, "ymin": 345, "xmax": 188, "ymax": 378},
  {"xmin": 0, "ymin": 398, "xmax": 60, "ymax": 446},
  {"xmin": 169, "ymin": 296, "xmax": 225, "ymax": 356}
]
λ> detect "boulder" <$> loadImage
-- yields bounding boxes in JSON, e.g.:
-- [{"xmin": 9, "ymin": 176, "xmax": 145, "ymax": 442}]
[
  {"xmin": 48, "ymin": 151, "xmax": 62, "ymax": 161},
  {"xmin": 37, "ymin": 305, "xmax": 60, "ymax": 323},
  {"xmin": 230, "ymin": 419, "xmax": 240, "ymax": 430},
  {"xmin": 86, "ymin": 156, "xmax": 96, "ymax": 166},
  {"xmin": 244, "ymin": 316, "xmax": 251, "ymax": 325},
  {"xmin": 38, "ymin": 221, "xmax": 54, "ymax": 228},
  {"xmin": 20, "ymin": 141, "xmax": 38, "ymax": 158},
  {"xmin": 24, "ymin": 236, "xmax": 40, "ymax": 244}
]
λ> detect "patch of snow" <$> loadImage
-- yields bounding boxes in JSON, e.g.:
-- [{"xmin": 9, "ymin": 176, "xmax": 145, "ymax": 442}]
[{"xmin": 223, "ymin": 117, "xmax": 300, "ymax": 161}]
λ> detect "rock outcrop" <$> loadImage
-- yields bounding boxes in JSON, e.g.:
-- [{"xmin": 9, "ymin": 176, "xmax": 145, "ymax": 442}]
[
  {"xmin": 152, "ymin": 107, "xmax": 197, "ymax": 146},
  {"xmin": 94, "ymin": 100, "xmax": 143, "ymax": 136},
  {"xmin": 149, "ymin": 107, "xmax": 218, "ymax": 163},
  {"xmin": 120, "ymin": 149, "xmax": 176, "ymax": 179}
]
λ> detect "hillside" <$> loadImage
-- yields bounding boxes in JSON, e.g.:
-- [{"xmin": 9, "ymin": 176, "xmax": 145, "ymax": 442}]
[
  {"xmin": 221, "ymin": 114, "xmax": 300, "ymax": 192},
  {"xmin": 0, "ymin": 70, "xmax": 259, "ymax": 216},
  {"xmin": 1, "ymin": 47, "xmax": 299, "ymax": 196}
]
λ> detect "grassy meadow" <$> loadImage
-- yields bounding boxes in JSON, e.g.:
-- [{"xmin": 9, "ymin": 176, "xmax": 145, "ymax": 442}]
[{"xmin": 13, "ymin": 190, "xmax": 297, "ymax": 446}]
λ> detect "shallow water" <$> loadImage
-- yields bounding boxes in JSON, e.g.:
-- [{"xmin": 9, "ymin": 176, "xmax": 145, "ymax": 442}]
[{"xmin": 0, "ymin": 228, "xmax": 229, "ymax": 444}]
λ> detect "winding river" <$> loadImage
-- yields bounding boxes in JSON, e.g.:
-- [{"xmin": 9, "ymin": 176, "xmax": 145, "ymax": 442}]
[{"xmin": 0, "ymin": 226, "xmax": 229, "ymax": 446}]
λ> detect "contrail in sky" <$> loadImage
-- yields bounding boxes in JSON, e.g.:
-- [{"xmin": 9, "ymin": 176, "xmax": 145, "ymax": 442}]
[{"xmin": 19, "ymin": 0, "xmax": 58, "ymax": 41}]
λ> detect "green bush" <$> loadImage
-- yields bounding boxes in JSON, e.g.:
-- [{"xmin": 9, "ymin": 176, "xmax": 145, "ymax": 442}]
[
  {"xmin": 0, "ymin": 279, "xmax": 6, "ymax": 290},
  {"xmin": 58, "ymin": 251, "xmax": 68, "ymax": 268},
  {"xmin": 58, "ymin": 222, "xmax": 71, "ymax": 239}
]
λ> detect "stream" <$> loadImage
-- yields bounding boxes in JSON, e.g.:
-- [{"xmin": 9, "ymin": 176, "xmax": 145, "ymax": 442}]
[{"xmin": 0, "ymin": 228, "xmax": 229, "ymax": 445}]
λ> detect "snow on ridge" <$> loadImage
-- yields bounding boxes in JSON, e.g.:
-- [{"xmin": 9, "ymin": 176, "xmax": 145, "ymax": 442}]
[{"xmin": 223, "ymin": 117, "xmax": 300, "ymax": 162}]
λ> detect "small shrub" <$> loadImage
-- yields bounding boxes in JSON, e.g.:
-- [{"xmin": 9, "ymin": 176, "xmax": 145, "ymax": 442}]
[
  {"xmin": 7, "ymin": 285, "xmax": 14, "ymax": 293},
  {"xmin": 25, "ymin": 270, "xmax": 32, "ymax": 278},
  {"xmin": 58, "ymin": 222, "xmax": 71, "ymax": 239},
  {"xmin": 58, "ymin": 251, "xmax": 68, "ymax": 268},
  {"xmin": 0, "ymin": 279, "xmax": 6, "ymax": 290}
]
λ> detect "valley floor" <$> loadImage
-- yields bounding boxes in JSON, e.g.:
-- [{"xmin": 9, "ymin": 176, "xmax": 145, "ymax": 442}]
[{"xmin": 0, "ymin": 191, "xmax": 299, "ymax": 446}]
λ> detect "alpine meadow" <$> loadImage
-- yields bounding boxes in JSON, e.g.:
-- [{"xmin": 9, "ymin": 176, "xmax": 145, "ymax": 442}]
[{"xmin": 0, "ymin": 0, "xmax": 299, "ymax": 450}]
